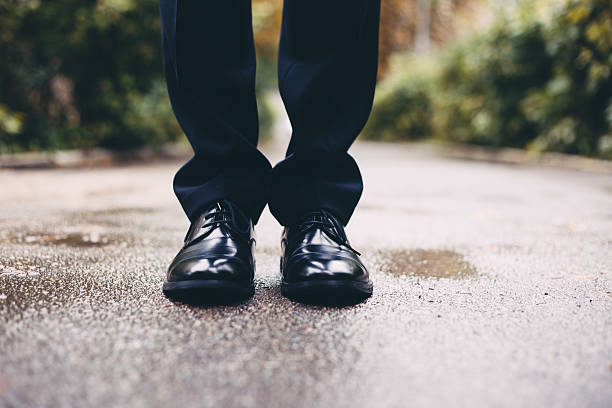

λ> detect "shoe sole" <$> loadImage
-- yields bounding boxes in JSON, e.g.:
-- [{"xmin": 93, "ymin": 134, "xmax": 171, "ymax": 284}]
[
  {"xmin": 162, "ymin": 280, "xmax": 254, "ymax": 305},
  {"xmin": 281, "ymin": 280, "xmax": 373, "ymax": 306}
]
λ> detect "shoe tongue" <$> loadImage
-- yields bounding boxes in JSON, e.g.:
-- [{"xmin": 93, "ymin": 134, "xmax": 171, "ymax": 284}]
[
  {"xmin": 296, "ymin": 212, "xmax": 337, "ymax": 236},
  {"xmin": 299, "ymin": 210, "xmax": 330, "ymax": 224},
  {"xmin": 219, "ymin": 200, "xmax": 250, "ymax": 231},
  {"xmin": 307, "ymin": 213, "xmax": 326, "ymax": 223},
  {"xmin": 205, "ymin": 201, "xmax": 228, "ymax": 222},
  {"xmin": 187, "ymin": 201, "xmax": 249, "ymax": 243}
]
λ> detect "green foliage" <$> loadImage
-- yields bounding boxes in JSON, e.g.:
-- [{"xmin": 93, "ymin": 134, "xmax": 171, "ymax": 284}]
[
  {"xmin": 0, "ymin": 0, "xmax": 171, "ymax": 151},
  {"xmin": 436, "ymin": 21, "xmax": 554, "ymax": 148},
  {"xmin": 256, "ymin": 56, "xmax": 277, "ymax": 143},
  {"xmin": 365, "ymin": 0, "xmax": 612, "ymax": 158},
  {"xmin": 365, "ymin": 57, "xmax": 436, "ymax": 141},
  {"xmin": 0, "ymin": 0, "xmax": 275, "ymax": 152}
]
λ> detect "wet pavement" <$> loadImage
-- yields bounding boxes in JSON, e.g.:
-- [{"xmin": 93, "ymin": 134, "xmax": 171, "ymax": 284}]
[{"xmin": 1, "ymin": 141, "xmax": 611, "ymax": 407}]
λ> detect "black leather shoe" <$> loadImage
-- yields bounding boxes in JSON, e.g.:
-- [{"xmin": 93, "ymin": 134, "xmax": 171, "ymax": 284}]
[
  {"xmin": 280, "ymin": 209, "xmax": 372, "ymax": 305},
  {"xmin": 163, "ymin": 200, "xmax": 255, "ymax": 305}
]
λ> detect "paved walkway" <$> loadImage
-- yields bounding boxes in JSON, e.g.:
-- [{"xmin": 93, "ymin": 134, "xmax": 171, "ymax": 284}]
[{"xmin": 1, "ymin": 141, "xmax": 611, "ymax": 407}]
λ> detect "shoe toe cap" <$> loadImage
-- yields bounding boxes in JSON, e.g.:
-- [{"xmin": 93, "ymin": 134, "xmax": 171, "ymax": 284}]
[
  {"xmin": 285, "ymin": 252, "xmax": 369, "ymax": 283},
  {"xmin": 168, "ymin": 256, "xmax": 252, "ymax": 283}
]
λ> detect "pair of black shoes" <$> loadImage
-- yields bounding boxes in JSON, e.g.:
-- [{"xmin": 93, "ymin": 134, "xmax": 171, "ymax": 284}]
[{"xmin": 162, "ymin": 200, "xmax": 372, "ymax": 306}]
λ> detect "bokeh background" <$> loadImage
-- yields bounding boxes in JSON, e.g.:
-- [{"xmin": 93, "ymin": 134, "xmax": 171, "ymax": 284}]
[{"xmin": 1, "ymin": 0, "xmax": 611, "ymax": 158}]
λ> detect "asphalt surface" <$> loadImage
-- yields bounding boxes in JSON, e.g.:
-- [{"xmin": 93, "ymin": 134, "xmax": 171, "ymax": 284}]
[{"xmin": 1, "ymin": 141, "xmax": 611, "ymax": 408}]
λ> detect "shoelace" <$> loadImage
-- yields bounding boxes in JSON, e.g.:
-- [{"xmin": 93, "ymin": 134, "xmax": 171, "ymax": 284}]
[
  {"xmin": 184, "ymin": 201, "xmax": 249, "ymax": 245},
  {"xmin": 202, "ymin": 209, "xmax": 232, "ymax": 229},
  {"xmin": 294, "ymin": 209, "xmax": 361, "ymax": 256}
]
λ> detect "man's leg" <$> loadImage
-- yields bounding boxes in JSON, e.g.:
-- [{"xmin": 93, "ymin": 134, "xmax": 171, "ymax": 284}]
[
  {"xmin": 270, "ymin": 0, "xmax": 381, "ymax": 227},
  {"xmin": 159, "ymin": 0, "xmax": 271, "ymax": 223},
  {"xmin": 274, "ymin": 0, "xmax": 381, "ymax": 305},
  {"xmin": 159, "ymin": 0, "xmax": 267, "ymax": 303}
]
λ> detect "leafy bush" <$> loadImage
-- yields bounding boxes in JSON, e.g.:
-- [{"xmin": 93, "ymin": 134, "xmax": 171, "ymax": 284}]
[
  {"xmin": 0, "ymin": 0, "xmax": 274, "ymax": 153},
  {"xmin": 364, "ymin": 57, "xmax": 436, "ymax": 142},
  {"xmin": 364, "ymin": 0, "xmax": 612, "ymax": 158},
  {"xmin": 0, "ymin": 0, "xmax": 170, "ymax": 151}
]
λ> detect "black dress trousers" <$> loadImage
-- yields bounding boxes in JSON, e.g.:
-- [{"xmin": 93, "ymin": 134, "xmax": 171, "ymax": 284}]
[{"xmin": 159, "ymin": 0, "xmax": 380, "ymax": 226}]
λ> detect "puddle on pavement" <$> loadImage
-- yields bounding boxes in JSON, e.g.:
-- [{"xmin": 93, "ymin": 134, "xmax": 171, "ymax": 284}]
[
  {"xmin": 12, "ymin": 232, "xmax": 113, "ymax": 247},
  {"xmin": 7, "ymin": 224, "xmax": 122, "ymax": 247},
  {"xmin": 378, "ymin": 249, "xmax": 476, "ymax": 279}
]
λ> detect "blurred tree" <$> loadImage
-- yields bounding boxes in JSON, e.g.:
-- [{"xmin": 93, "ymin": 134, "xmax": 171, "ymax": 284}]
[
  {"xmin": 0, "ymin": 0, "xmax": 288, "ymax": 152},
  {"xmin": 250, "ymin": 0, "xmax": 479, "ymax": 77},
  {"xmin": 252, "ymin": 0, "xmax": 282, "ymax": 61},
  {"xmin": 4, "ymin": 0, "xmax": 571, "ymax": 154},
  {"xmin": 379, "ymin": 0, "xmax": 478, "ymax": 73},
  {"xmin": 365, "ymin": 0, "xmax": 612, "ymax": 158},
  {"xmin": 0, "ymin": 0, "xmax": 180, "ymax": 151}
]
